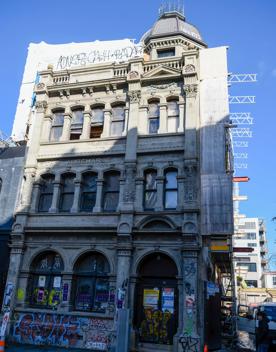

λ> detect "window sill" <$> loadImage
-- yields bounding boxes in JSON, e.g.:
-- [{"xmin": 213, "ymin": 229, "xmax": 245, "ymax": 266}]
[{"xmin": 41, "ymin": 135, "xmax": 126, "ymax": 146}]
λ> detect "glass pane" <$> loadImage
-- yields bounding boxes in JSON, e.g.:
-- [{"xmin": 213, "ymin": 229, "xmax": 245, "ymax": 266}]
[
  {"xmin": 104, "ymin": 192, "xmax": 119, "ymax": 211},
  {"xmin": 82, "ymin": 174, "xmax": 97, "ymax": 192},
  {"xmin": 60, "ymin": 193, "xmax": 74, "ymax": 212},
  {"xmin": 144, "ymin": 190, "xmax": 157, "ymax": 209},
  {"xmin": 72, "ymin": 110, "xmax": 84, "ymax": 125},
  {"xmin": 76, "ymin": 254, "xmax": 109, "ymax": 274},
  {"xmin": 92, "ymin": 108, "xmax": 104, "ymax": 123},
  {"xmin": 80, "ymin": 192, "xmax": 96, "ymax": 212},
  {"xmin": 105, "ymin": 173, "xmax": 120, "ymax": 191},
  {"xmin": 94, "ymin": 279, "xmax": 109, "ymax": 312},
  {"xmin": 148, "ymin": 103, "xmax": 159, "ymax": 118},
  {"xmin": 112, "ymin": 106, "xmax": 125, "ymax": 120},
  {"xmin": 90, "ymin": 125, "xmax": 103, "ymax": 138},
  {"xmin": 53, "ymin": 113, "xmax": 64, "ymax": 126},
  {"xmin": 165, "ymin": 191, "xmax": 177, "ymax": 209},
  {"xmin": 166, "ymin": 171, "xmax": 177, "ymax": 188},
  {"xmin": 38, "ymin": 194, "xmax": 53, "ymax": 212},
  {"xmin": 157, "ymin": 48, "xmax": 175, "ymax": 58},
  {"xmin": 50, "ymin": 126, "xmax": 63, "ymax": 141},
  {"xmin": 75, "ymin": 277, "xmax": 93, "ymax": 311},
  {"xmin": 167, "ymin": 116, "xmax": 179, "ymax": 133},
  {"xmin": 62, "ymin": 174, "xmax": 75, "ymax": 192},
  {"xmin": 167, "ymin": 101, "xmax": 179, "ymax": 116},
  {"xmin": 111, "ymin": 120, "xmax": 124, "ymax": 136},
  {"xmin": 149, "ymin": 118, "xmax": 159, "ymax": 134},
  {"xmin": 145, "ymin": 171, "xmax": 157, "ymax": 190}
]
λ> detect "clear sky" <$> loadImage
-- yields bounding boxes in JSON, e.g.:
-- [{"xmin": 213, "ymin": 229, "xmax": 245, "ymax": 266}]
[{"xmin": 0, "ymin": 0, "xmax": 275, "ymax": 265}]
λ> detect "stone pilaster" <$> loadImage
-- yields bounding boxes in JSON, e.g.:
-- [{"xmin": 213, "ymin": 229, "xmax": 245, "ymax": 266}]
[
  {"xmin": 155, "ymin": 176, "xmax": 164, "ymax": 211},
  {"xmin": 71, "ymin": 179, "xmax": 81, "ymax": 213},
  {"xmin": 116, "ymin": 241, "xmax": 132, "ymax": 308},
  {"xmin": 17, "ymin": 169, "xmax": 36, "ymax": 212},
  {"xmin": 29, "ymin": 181, "xmax": 40, "ymax": 212},
  {"xmin": 60, "ymin": 113, "xmax": 72, "ymax": 141},
  {"xmin": 49, "ymin": 180, "xmax": 61, "ymax": 213},
  {"xmin": 41, "ymin": 115, "xmax": 52, "ymax": 142},
  {"xmin": 178, "ymin": 101, "xmax": 185, "ymax": 133},
  {"xmin": 158, "ymin": 103, "xmax": 167, "ymax": 133},
  {"xmin": 138, "ymin": 106, "xmax": 148, "ymax": 134},
  {"xmin": 102, "ymin": 109, "xmax": 111, "ymax": 138},
  {"xmin": 184, "ymin": 84, "xmax": 198, "ymax": 159},
  {"xmin": 80, "ymin": 111, "xmax": 91, "ymax": 140},
  {"xmin": 135, "ymin": 177, "xmax": 144, "ymax": 211},
  {"xmin": 93, "ymin": 178, "xmax": 104, "ymax": 212}
]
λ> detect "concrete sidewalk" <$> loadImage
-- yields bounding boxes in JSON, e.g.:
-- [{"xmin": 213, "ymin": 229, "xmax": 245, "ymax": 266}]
[{"xmin": 6, "ymin": 344, "xmax": 88, "ymax": 352}]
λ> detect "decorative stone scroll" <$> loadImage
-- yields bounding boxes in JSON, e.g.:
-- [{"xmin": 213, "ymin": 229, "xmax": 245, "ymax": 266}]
[{"xmin": 183, "ymin": 84, "xmax": 197, "ymax": 98}]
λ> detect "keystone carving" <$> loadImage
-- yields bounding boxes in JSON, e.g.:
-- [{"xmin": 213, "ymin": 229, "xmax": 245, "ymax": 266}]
[
  {"xmin": 184, "ymin": 84, "xmax": 197, "ymax": 98},
  {"xmin": 128, "ymin": 90, "xmax": 141, "ymax": 103}
]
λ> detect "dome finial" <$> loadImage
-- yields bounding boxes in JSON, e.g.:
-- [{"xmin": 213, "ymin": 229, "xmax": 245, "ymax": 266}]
[{"xmin": 158, "ymin": 1, "xmax": 185, "ymax": 19}]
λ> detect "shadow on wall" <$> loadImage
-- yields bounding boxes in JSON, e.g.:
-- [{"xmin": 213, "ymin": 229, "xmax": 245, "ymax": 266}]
[{"xmin": 6, "ymin": 111, "xmax": 233, "ymax": 350}]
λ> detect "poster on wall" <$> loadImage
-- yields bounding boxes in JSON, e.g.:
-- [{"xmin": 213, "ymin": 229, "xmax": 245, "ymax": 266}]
[
  {"xmin": 38, "ymin": 276, "xmax": 46, "ymax": 288},
  {"xmin": 53, "ymin": 276, "xmax": 61, "ymax": 288},
  {"xmin": 162, "ymin": 288, "xmax": 174, "ymax": 313},
  {"xmin": 143, "ymin": 289, "xmax": 159, "ymax": 308}
]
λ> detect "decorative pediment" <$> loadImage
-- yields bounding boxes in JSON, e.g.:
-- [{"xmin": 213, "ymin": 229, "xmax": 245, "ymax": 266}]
[{"xmin": 143, "ymin": 64, "xmax": 181, "ymax": 79}]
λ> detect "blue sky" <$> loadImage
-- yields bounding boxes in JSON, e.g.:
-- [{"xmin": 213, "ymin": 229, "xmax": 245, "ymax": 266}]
[{"xmin": 0, "ymin": 1, "xmax": 275, "ymax": 264}]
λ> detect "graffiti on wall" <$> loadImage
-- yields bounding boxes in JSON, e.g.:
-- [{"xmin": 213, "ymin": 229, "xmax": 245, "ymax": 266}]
[
  {"xmin": 183, "ymin": 258, "xmax": 199, "ymax": 351},
  {"xmin": 12, "ymin": 312, "xmax": 114, "ymax": 350},
  {"xmin": 179, "ymin": 333, "xmax": 199, "ymax": 352}
]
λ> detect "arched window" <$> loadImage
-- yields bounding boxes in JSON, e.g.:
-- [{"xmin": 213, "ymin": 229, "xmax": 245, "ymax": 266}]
[
  {"xmin": 167, "ymin": 100, "xmax": 179, "ymax": 133},
  {"xmin": 70, "ymin": 108, "xmax": 84, "ymax": 140},
  {"xmin": 148, "ymin": 100, "xmax": 159, "ymax": 134},
  {"xmin": 80, "ymin": 172, "xmax": 97, "ymax": 212},
  {"xmin": 103, "ymin": 171, "xmax": 120, "ymax": 212},
  {"xmin": 164, "ymin": 169, "xmax": 178, "ymax": 209},
  {"xmin": 28, "ymin": 251, "xmax": 64, "ymax": 309},
  {"xmin": 59, "ymin": 173, "xmax": 76, "ymax": 212},
  {"xmin": 50, "ymin": 110, "xmax": 64, "ymax": 141},
  {"xmin": 38, "ymin": 174, "xmax": 55, "ymax": 212},
  {"xmin": 73, "ymin": 252, "xmax": 111, "ymax": 312},
  {"xmin": 144, "ymin": 169, "xmax": 157, "ymax": 210},
  {"xmin": 91, "ymin": 106, "xmax": 104, "ymax": 138},
  {"xmin": 110, "ymin": 104, "xmax": 125, "ymax": 136}
]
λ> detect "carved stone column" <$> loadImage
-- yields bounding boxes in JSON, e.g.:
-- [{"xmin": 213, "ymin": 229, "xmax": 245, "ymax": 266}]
[
  {"xmin": 122, "ymin": 107, "xmax": 129, "ymax": 136},
  {"xmin": 179, "ymin": 250, "xmax": 200, "ymax": 351},
  {"xmin": 125, "ymin": 90, "xmax": 141, "ymax": 161},
  {"xmin": 61, "ymin": 113, "xmax": 72, "ymax": 141},
  {"xmin": 29, "ymin": 181, "xmax": 40, "ymax": 212},
  {"xmin": 93, "ymin": 178, "xmax": 104, "ymax": 212},
  {"xmin": 3, "ymin": 231, "xmax": 25, "ymax": 313},
  {"xmin": 178, "ymin": 102, "xmax": 185, "ymax": 133},
  {"xmin": 102, "ymin": 109, "xmax": 111, "ymax": 138},
  {"xmin": 71, "ymin": 178, "xmax": 81, "ymax": 213},
  {"xmin": 135, "ymin": 177, "xmax": 144, "ymax": 211},
  {"xmin": 138, "ymin": 106, "xmax": 148, "ymax": 134},
  {"xmin": 158, "ymin": 103, "xmax": 167, "ymax": 133},
  {"xmin": 49, "ymin": 179, "xmax": 61, "ymax": 213},
  {"xmin": 80, "ymin": 111, "xmax": 91, "ymax": 140},
  {"xmin": 184, "ymin": 84, "xmax": 198, "ymax": 159},
  {"xmin": 155, "ymin": 176, "xmax": 164, "ymax": 211},
  {"xmin": 121, "ymin": 163, "xmax": 136, "ymax": 212},
  {"xmin": 116, "ymin": 243, "xmax": 132, "ymax": 308},
  {"xmin": 176, "ymin": 175, "xmax": 185, "ymax": 211},
  {"xmin": 18, "ymin": 169, "xmax": 36, "ymax": 212},
  {"xmin": 41, "ymin": 115, "xmax": 52, "ymax": 142},
  {"xmin": 183, "ymin": 160, "xmax": 198, "ymax": 209}
]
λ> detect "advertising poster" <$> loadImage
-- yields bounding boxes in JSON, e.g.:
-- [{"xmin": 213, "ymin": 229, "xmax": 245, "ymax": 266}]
[
  {"xmin": 38, "ymin": 276, "xmax": 46, "ymax": 288},
  {"xmin": 143, "ymin": 289, "xmax": 159, "ymax": 308},
  {"xmin": 162, "ymin": 288, "xmax": 174, "ymax": 313},
  {"xmin": 53, "ymin": 276, "xmax": 61, "ymax": 288}
]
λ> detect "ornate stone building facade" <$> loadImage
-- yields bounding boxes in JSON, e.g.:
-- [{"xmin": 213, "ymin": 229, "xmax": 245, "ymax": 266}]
[{"xmin": 5, "ymin": 9, "xmax": 233, "ymax": 352}]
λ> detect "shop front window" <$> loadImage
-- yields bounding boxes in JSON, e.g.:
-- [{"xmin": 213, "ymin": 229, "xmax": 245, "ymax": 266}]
[
  {"xmin": 28, "ymin": 251, "xmax": 64, "ymax": 309},
  {"xmin": 73, "ymin": 252, "xmax": 113, "ymax": 313}
]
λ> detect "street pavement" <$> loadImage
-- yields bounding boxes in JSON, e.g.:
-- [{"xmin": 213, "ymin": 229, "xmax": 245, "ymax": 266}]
[{"xmin": 6, "ymin": 344, "xmax": 87, "ymax": 352}]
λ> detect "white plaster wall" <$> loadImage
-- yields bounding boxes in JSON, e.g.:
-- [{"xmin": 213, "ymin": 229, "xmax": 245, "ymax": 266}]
[{"xmin": 12, "ymin": 39, "xmax": 143, "ymax": 142}]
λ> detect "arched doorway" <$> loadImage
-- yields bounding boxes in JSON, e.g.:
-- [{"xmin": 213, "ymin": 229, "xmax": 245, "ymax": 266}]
[{"xmin": 134, "ymin": 253, "xmax": 178, "ymax": 345}]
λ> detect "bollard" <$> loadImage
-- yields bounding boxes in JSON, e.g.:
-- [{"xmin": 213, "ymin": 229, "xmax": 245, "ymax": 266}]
[
  {"xmin": 203, "ymin": 344, "xmax": 208, "ymax": 352},
  {"xmin": 0, "ymin": 338, "xmax": 5, "ymax": 352}
]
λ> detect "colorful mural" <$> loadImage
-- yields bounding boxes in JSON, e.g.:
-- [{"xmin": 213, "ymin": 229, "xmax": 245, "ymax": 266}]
[{"xmin": 12, "ymin": 312, "xmax": 114, "ymax": 351}]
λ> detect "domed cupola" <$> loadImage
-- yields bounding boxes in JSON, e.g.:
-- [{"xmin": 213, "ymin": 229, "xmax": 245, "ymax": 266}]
[{"xmin": 141, "ymin": 4, "xmax": 207, "ymax": 60}]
